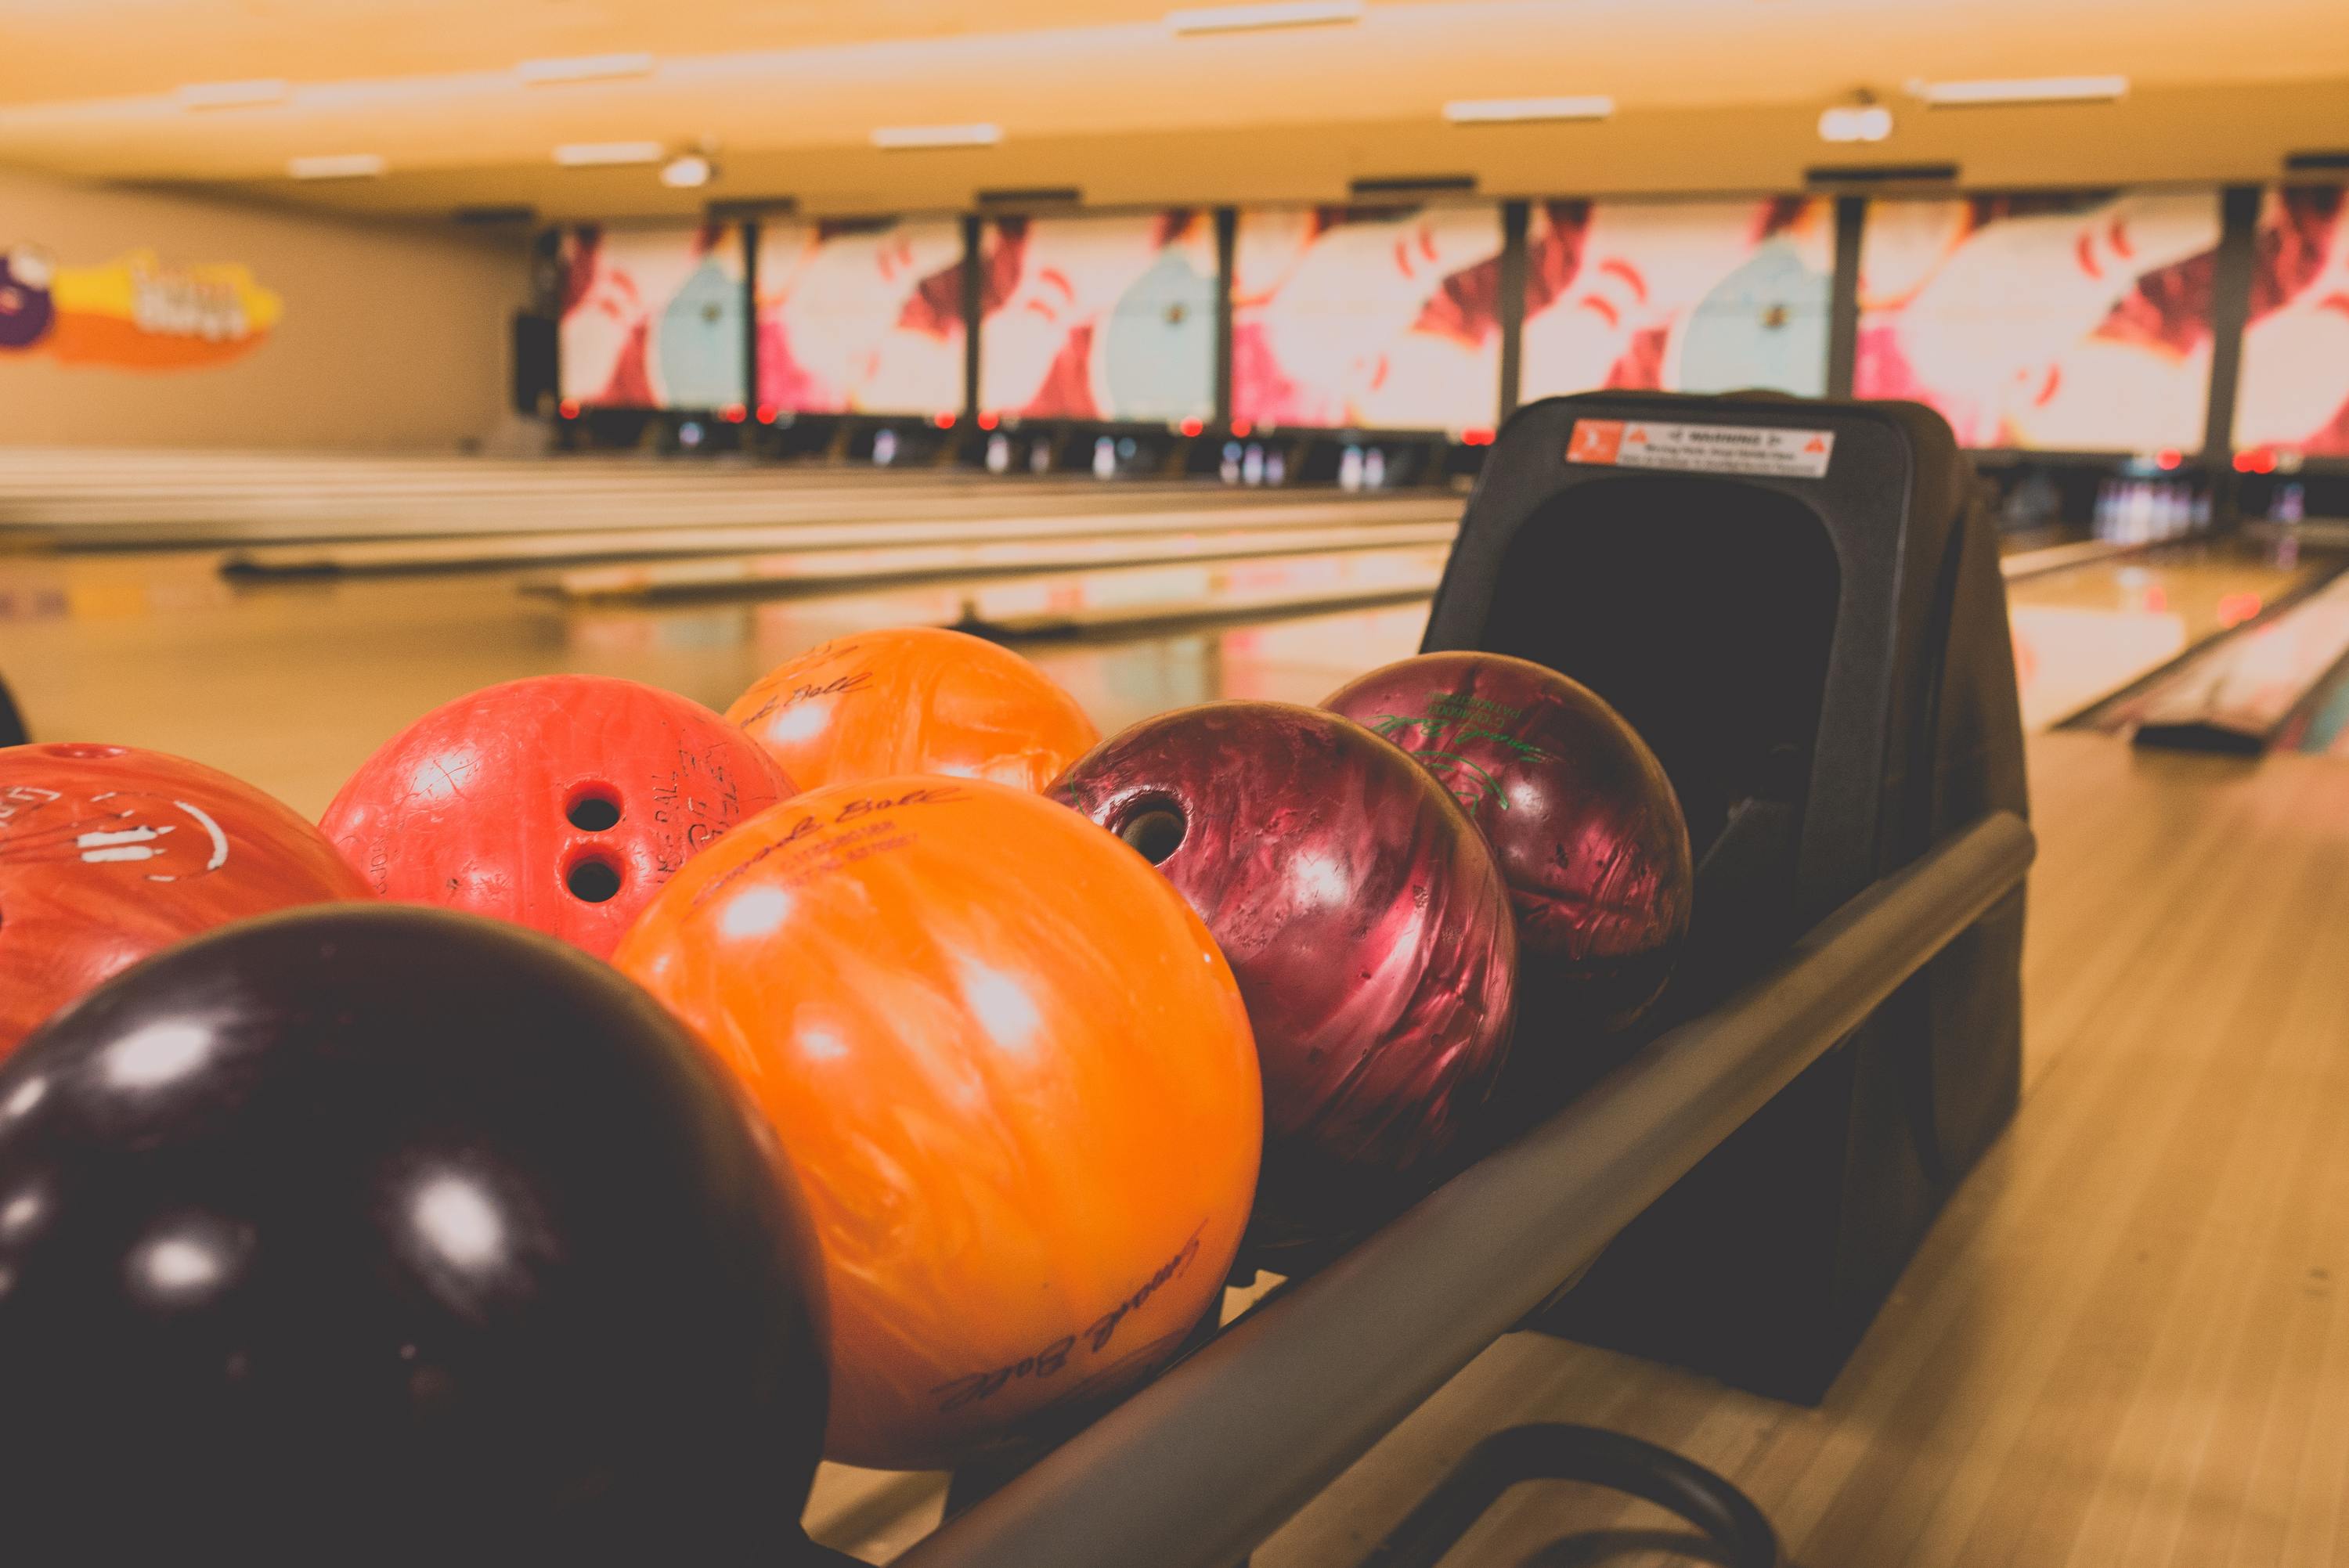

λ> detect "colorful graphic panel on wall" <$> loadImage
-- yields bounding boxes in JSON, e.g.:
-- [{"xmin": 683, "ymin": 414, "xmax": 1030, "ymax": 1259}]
[
  {"xmin": 1854, "ymin": 191, "xmax": 2221, "ymax": 452},
  {"xmin": 558, "ymin": 224, "xmax": 747, "ymax": 410},
  {"xmin": 2235, "ymin": 186, "xmax": 2349, "ymax": 459},
  {"xmin": 977, "ymin": 211, "xmax": 1216, "ymax": 424},
  {"xmin": 1518, "ymin": 198, "xmax": 1832, "ymax": 402},
  {"xmin": 0, "ymin": 244, "xmax": 281, "ymax": 369},
  {"xmin": 755, "ymin": 218, "xmax": 967, "ymax": 417},
  {"xmin": 1231, "ymin": 205, "xmax": 1504, "ymax": 431}
]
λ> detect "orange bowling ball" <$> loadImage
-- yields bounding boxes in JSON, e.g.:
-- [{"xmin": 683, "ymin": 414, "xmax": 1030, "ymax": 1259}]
[
  {"xmin": 0, "ymin": 742, "xmax": 370, "ymax": 1056},
  {"xmin": 615, "ymin": 777, "xmax": 1259, "ymax": 1469},
  {"xmin": 726, "ymin": 627, "xmax": 1098, "ymax": 792}
]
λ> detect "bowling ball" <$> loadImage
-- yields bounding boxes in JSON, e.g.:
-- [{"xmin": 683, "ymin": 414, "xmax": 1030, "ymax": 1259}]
[
  {"xmin": 615, "ymin": 776, "xmax": 1258, "ymax": 1469},
  {"xmin": 1048, "ymin": 701, "xmax": 1517, "ymax": 1251},
  {"xmin": 727, "ymin": 627, "xmax": 1099, "ymax": 793},
  {"xmin": 321, "ymin": 675, "xmax": 794, "ymax": 959},
  {"xmin": 0, "ymin": 903, "xmax": 828, "ymax": 1564},
  {"xmin": 1326, "ymin": 653, "xmax": 1692, "ymax": 1032},
  {"xmin": 0, "ymin": 742, "xmax": 370, "ymax": 1058}
]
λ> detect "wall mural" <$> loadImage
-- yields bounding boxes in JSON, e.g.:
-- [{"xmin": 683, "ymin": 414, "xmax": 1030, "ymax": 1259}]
[
  {"xmin": 755, "ymin": 217, "xmax": 968, "ymax": 417},
  {"xmin": 976, "ymin": 211, "xmax": 1218, "ymax": 424},
  {"xmin": 1519, "ymin": 197, "xmax": 1834, "ymax": 402},
  {"xmin": 2235, "ymin": 186, "xmax": 2349, "ymax": 458},
  {"xmin": 1854, "ymin": 191, "xmax": 2221, "ymax": 452},
  {"xmin": 558, "ymin": 222, "xmax": 748, "ymax": 410},
  {"xmin": 0, "ymin": 244, "xmax": 283, "ymax": 369},
  {"xmin": 1231, "ymin": 204, "xmax": 1505, "ymax": 432}
]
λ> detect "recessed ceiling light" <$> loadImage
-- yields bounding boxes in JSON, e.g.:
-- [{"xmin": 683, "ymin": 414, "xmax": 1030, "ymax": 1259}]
[
  {"xmin": 516, "ymin": 52, "xmax": 656, "ymax": 85},
  {"xmin": 554, "ymin": 141, "xmax": 666, "ymax": 168},
  {"xmin": 1817, "ymin": 104, "xmax": 1893, "ymax": 142},
  {"xmin": 660, "ymin": 153, "xmax": 715, "ymax": 189},
  {"xmin": 1914, "ymin": 75, "xmax": 2127, "ymax": 108},
  {"xmin": 871, "ymin": 123, "xmax": 1003, "ymax": 150},
  {"xmin": 174, "ymin": 79, "xmax": 288, "ymax": 111},
  {"xmin": 288, "ymin": 153, "xmax": 388, "ymax": 180},
  {"xmin": 1167, "ymin": 1, "xmax": 1363, "ymax": 35},
  {"xmin": 1443, "ymin": 96, "xmax": 1615, "ymax": 125}
]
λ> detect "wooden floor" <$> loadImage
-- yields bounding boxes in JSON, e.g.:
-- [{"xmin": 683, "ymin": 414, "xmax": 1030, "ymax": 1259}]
[{"xmin": 1236, "ymin": 730, "xmax": 2349, "ymax": 1568}]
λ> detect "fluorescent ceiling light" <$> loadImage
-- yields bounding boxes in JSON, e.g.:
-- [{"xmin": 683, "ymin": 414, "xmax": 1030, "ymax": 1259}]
[
  {"xmin": 1167, "ymin": 1, "xmax": 1363, "ymax": 35},
  {"xmin": 174, "ymin": 78, "xmax": 287, "ymax": 110},
  {"xmin": 1817, "ymin": 104, "xmax": 1893, "ymax": 143},
  {"xmin": 1914, "ymin": 74, "xmax": 2127, "ymax": 108},
  {"xmin": 288, "ymin": 153, "xmax": 388, "ymax": 180},
  {"xmin": 660, "ymin": 153, "xmax": 714, "ymax": 189},
  {"xmin": 554, "ymin": 141, "xmax": 666, "ymax": 167},
  {"xmin": 1444, "ymin": 96, "xmax": 1614, "ymax": 125},
  {"xmin": 516, "ymin": 52, "xmax": 656, "ymax": 85},
  {"xmin": 871, "ymin": 123, "xmax": 1002, "ymax": 150}
]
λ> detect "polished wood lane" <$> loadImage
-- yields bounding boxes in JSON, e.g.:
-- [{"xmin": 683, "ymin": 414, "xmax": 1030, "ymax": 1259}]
[{"xmin": 1249, "ymin": 732, "xmax": 2349, "ymax": 1568}]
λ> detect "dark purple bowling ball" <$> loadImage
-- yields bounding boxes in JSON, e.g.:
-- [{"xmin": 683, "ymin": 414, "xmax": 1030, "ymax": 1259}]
[
  {"xmin": 0, "ymin": 903, "xmax": 828, "ymax": 1566},
  {"xmin": 1326, "ymin": 651, "xmax": 1692, "ymax": 1033},
  {"xmin": 1049, "ymin": 701, "xmax": 1517, "ymax": 1250}
]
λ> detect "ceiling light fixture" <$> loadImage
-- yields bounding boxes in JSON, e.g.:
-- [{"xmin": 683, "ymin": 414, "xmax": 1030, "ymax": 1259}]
[
  {"xmin": 660, "ymin": 152, "xmax": 714, "ymax": 189},
  {"xmin": 1443, "ymin": 96, "xmax": 1614, "ymax": 125},
  {"xmin": 1167, "ymin": 1, "xmax": 1363, "ymax": 36},
  {"xmin": 1818, "ymin": 93, "xmax": 1893, "ymax": 142},
  {"xmin": 517, "ymin": 52, "xmax": 656, "ymax": 85},
  {"xmin": 1914, "ymin": 74, "xmax": 2127, "ymax": 108},
  {"xmin": 871, "ymin": 123, "xmax": 1002, "ymax": 150},
  {"xmin": 554, "ymin": 141, "xmax": 666, "ymax": 168},
  {"xmin": 174, "ymin": 79, "xmax": 288, "ymax": 110},
  {"xmin": 288, "ymin": 153, "xmax": 388, "ymax": 180}
]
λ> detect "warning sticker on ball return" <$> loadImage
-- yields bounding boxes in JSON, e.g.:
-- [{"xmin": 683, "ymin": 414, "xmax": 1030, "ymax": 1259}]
[{"xmin": 1565, "ymin": 419, "xmax": 1835, "ymax": 479}]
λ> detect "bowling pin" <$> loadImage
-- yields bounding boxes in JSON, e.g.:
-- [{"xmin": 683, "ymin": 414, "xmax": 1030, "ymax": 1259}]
[
  {"xmin": 1363, "ymin": 446, "xmax": 1387, "ymax": 489},
  {"xmin": 1093, "ymin": 436, "xmax": 1118, "ymax": 480},
  {"xmin": 1339, "ymin": 445, "xmax": 1365, "ymax": 492}
]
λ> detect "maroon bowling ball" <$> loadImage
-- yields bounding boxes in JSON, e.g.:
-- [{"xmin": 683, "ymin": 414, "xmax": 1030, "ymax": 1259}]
[
  {"xmin": 1326, "ymin": 652, "xmax": 1691, "ymax": 1033},
  {"xmin": 1048, "ymin": 701, "xmax": 1517, "ymax": 1249}
]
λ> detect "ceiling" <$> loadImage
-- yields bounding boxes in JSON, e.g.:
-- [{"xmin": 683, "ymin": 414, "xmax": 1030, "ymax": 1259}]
[{"xmin": 1, "ymin": 0, "xmax": 2343, "ymax": 222}]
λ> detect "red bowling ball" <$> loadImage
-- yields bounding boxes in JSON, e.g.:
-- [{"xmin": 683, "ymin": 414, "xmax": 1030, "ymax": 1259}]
[
  {"xmin": 1049, "ymin": 701, "xmax": 1517, "ymax": 1250},
  {"xmin": 0, "ymin": 742, "xmax": 370, "ymax": 1058},
  {"xmin": 1326, "ymin": 652, "xmax": 1692, "ymax": 1032},
  {"xmin": 321, "ymin": 676, "xmax": 795, "ymax": 958}
]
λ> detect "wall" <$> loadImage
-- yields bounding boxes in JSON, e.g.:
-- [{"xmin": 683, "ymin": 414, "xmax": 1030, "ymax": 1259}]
[{"xmin": 0, "ymin": 163, "xmax": 527, "ymax": 450}]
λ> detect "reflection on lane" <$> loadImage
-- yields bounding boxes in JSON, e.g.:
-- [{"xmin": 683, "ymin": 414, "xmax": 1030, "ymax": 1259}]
[{"xmin": 2006, "ymin": 539, "xmax": 2338, "ymax": 730}]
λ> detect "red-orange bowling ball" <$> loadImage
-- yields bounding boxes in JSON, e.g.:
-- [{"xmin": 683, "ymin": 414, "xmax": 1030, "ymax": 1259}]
[
  {"xmin": 1326, "ymin": 652, "xmax": 1692, "ymax": 1030},
  {"xmin": 727, "ymin": 627, "xmax": 1098, "ymax": 792},
  {"xmin": 321, "ymin": 676, "xmax": 794, "ymax": 958},
  {"xmin": 615, "ymin": 777, "xmax": 1260, "ymax": 1469},
  {"xmin": 0, "ymin": 742, "xmax": 370, "ymax": 1056}
]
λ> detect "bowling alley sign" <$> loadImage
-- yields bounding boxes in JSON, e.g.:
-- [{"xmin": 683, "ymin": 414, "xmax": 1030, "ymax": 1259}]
[{"xmin": 0, "ymin": 242, "xmax": 283, "ymax": 369}]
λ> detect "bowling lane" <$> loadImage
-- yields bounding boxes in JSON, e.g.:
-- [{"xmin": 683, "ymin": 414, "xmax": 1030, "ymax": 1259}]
[
  {"xmin": 0, "ymin": 449, "xmax": 1292, "ymax": 549},
  {"xmin": 0, "ymin": 543, "xmax": 1431, "ymax": 816},
  {"xmin": 2004, "ymin": 535, "xmax": 2340, "ymax": 730}
]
